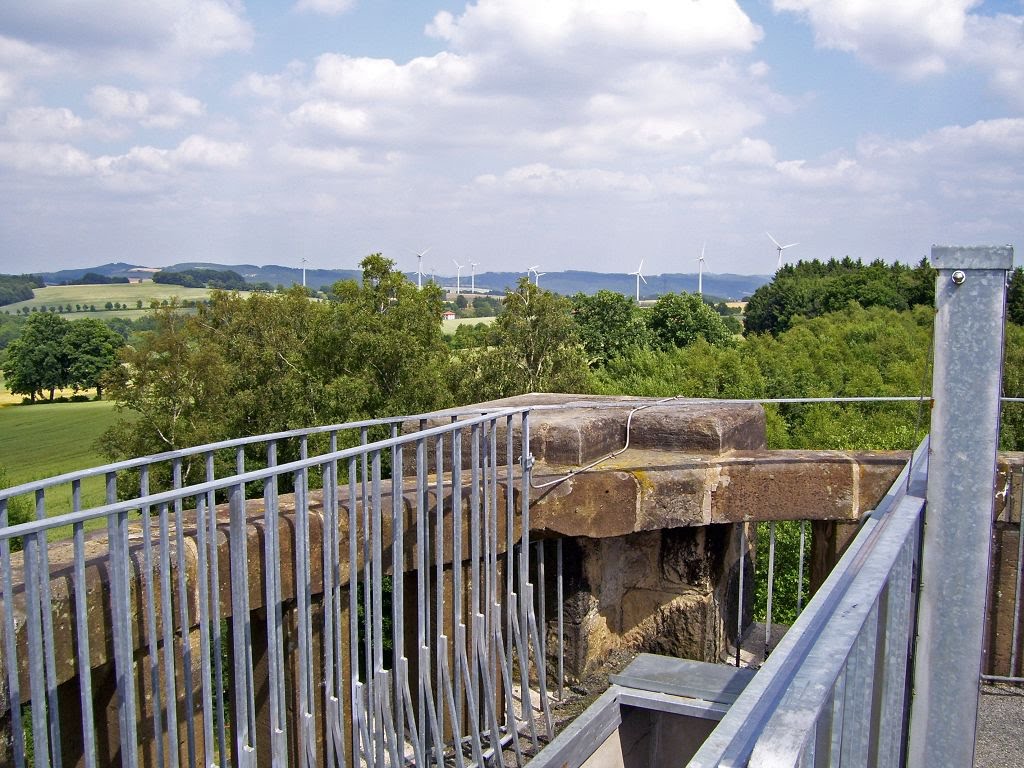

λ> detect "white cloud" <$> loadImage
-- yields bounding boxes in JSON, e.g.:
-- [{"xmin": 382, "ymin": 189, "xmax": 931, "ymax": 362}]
[
  {"xmin": 427, "ymin": 0, "xmax": 762, "ymax": 60},
  {"xmin": 287, "ymin": 101, "xmax": 371, "ymax": 137},
  {"xmin": 0, "ymin": 1, "xmax": 252, "ymax": 81},
  {"xmin": 773, "ymin": 0, "xmax": 977, "ymax": 77},
  {"xmin": 294, "ymin": 0, "xmax": 355, "ymax": 16},
  {"xmin": 88, "ymin": 86, "xmax": 204, "ymax": 129},
  {"xmin": 773, "ymin": 0, "xmax": 1024, "ymax": 105}
]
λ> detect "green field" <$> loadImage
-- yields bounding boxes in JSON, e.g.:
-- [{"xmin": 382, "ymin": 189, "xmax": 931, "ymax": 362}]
[
  {"xmin": 2, "ymin": 281, "xmax": 250, "ymax": 317},
  {"xmin": 0, "ymin": 399, "xmax": 122, "ymax": 521},
  {"xmin": 442, "ymin": 316, "xmax": 496, "ymax": 333}
]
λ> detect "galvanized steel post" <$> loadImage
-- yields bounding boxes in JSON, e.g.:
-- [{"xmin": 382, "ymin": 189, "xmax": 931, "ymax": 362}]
[{"xmin": 908, "ymin": 245, "xmax": 1013, "ymax": 766}]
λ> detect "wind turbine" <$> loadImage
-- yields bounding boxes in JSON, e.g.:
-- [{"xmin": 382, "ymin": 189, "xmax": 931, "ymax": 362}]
[
  {"xmin": 697, "ymin": 242, "xmax": 706, "ymax": 297},
  {"xmin": 527, "ymin": 265, "xmax": 540, "ymax": 285},
  {"xmin": 766, "ymin": 232, "xmax": 799, "ymax": 270},
  {"xmin": 534, "ymin": 270, "xmax": 547, "ymax": 288},
  {"xmin": 301, "ymin": 257, "xmax": 307, "ymax": 288},
  {"xmin": 630, "ymin": 259, "xmax": 647, "ymax": 302},
  {"xmin": 413, "ymin": 247, "xmax": 431, "ymax": 289},
  {"xmin": 469, "ymin": 261, "xmax": 478, "ymax": 294},
  {"xmin": 452, "ymin": 258, "xmax": 464, "ymax": 294}
]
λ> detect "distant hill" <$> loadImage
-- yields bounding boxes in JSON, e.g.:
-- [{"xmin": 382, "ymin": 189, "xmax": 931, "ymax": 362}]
[{"xmin": 36, "ymin": 261, "xmax": 770, "ymax": 301}]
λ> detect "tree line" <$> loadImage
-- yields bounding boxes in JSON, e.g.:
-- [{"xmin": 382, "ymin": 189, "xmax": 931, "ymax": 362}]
[
  {"xmin": 0, "ymin": 274, "xmax": 44, "ymax": 307},
  {"xmin": 6, "ymin": 252, "xmax": 1021, "ymax": 467}
]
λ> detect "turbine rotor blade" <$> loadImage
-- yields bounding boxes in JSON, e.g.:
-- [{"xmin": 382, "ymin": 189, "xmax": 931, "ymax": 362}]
[{"xmin": 766, "ymin": 232, "xmax": 782, "ymax": 249}]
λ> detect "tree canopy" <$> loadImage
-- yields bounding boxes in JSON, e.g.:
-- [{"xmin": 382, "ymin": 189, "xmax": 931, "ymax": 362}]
[{"xmin": 743, "ymin": 257, "xmax": 935, "ymax": 335}]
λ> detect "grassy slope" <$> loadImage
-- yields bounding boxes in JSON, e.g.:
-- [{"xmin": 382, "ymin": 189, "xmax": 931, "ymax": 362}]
[
  {"xmin": 2, "ymin": 281, "xmax": 250, "ymax": 316},
  {"xmin": 0, "ymin": 399, "xmax": 121, "ymax": 515}
]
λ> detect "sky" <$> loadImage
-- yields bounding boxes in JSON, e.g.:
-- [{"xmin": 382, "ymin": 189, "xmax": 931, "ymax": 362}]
[{"xmin": 0, "ymin": 0, "xmax": 1022, "ymax": 277}]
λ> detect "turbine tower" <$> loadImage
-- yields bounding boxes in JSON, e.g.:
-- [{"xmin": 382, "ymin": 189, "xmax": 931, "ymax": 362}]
[
  {"xmin": 534, "ymin": 271, "xmax": 547, "ymax": 288},
  {"xmin": 301, "ymin": 257, "xmax": 307, "ymax": 288},
  {"xmin": 452, "ymin": 258, "xmax": 464, "ymax": 294},
  {"xmin": 470, "ymin": 261, "xmax": 478, "ymax": 294},
  {"xmin": 527, "ymin": 265, "xmax": 540, "ymax": 286},
  {"xmin": 766, "ymin": 232, "xmax": 799, "ymax": 270},
  {"xmin": 414, "ymin": 247, "xmax": 431, "ymax": 289},
  {"xmin": 697, "ymin": 242, "xmax": 706, "ymax": 297},
  {"xmin": 630, "ymin": 259, "xmax": 647, "ymax": 302}
]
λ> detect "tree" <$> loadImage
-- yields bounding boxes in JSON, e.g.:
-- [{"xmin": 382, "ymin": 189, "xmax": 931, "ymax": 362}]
[
  {"xmin": 571, "ymin": 290, "xmax": 653, "ymax": 366},
  {"xmin": 648, "ymin": 292, "xmax": 732, "ymax": 349},
  {"xmin": 1, "ymin": 312, "xmax": 69, "ymax": 401},
  {"xmin": 64, "ymin": 318, "xmax": 123, "ymax": 398},
  {"xmin": 451, "ymin": 279, "xmax": 590, "ymax": 402}
]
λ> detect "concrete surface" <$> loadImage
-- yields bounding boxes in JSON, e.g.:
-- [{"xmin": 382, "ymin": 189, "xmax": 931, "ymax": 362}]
[{"xmin": 976, "ymin": 684, "xmax": 1024, "ymax": 768}]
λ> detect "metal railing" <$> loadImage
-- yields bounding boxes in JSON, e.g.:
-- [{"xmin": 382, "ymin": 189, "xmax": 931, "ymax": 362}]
[
  {"xmin": 0, "ymin": 406, "xmax": 562, "ymax": 768},
  {"xmin": 689, "ymin": 438, "xmax": 927, "ymax": 766}
]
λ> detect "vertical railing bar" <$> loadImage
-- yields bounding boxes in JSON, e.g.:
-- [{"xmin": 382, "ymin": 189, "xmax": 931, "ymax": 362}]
[
  {"xmin": 371, "ymin": 450, "xmax": 385, "ymax": 767},
  {"xmin": 264, "ymin": 443, "xmax": 288, "ymax": 764},
  {"xmin": 138, "ymin": 468, "xmax": 165, "ymax": 768},
  {"xmin": 329, "ymin": 435, "xmax": 349, "ymax": 768},
  {"xmin": 205, "ymin": 451, "xmax": 228, "ymax": 765},
  {"xmin": 469, "ymin": 423, "xmax": 481, "ymax": 732},
  {"xmin": 72, "ymin": 513, "xmax": 98, "ymax": 768},
  {"xmin": 376, "ymin": 671, "xmax": 402, "ymax": 768},
  {"xmin": 536, "ymin": 540, "xmax": 546, "ymax": 680},
  {"xmin": 1011, "ymin": 466, "xmax": 1024, "ymax": 678},
  {"xmin": 1, "ymin": 496, "xmax": 27, "ymax": 768},
  {"xmin": 434, "ymin": 436, "xmax": 446, "ymax": 749},
  {"xmin": 797, "ymin": 520, "xmax": 807, "ymax": 615},
  {"xmin": 556, "ymin": 538, "xmax": 564, "ymax": 700},
  {"xmin": 352, "ymin": 682, "xmax": 372, "ymax": 767},
  {"xmin": 765, "ymin": 520, "xmax": 777, "ymax": 658},
  {"xmin": 106, "ymin": 470, "xmax": 139, "ymax": 767},
  {"xmin": 34, "ymin": 489, "xmax": 62, "ymax": 768},
  {"xmin": 399, "ymin": 657, "xmax": 425, "ymax": 768},
  {"xmin": 24, "ymin": 530, "xmax": 51, "ymax": 768},
  {"xmin": 228, "ymin": 473, "xmax": 255, "ymax": 764},
  {"xmin": 509, "ymin": 593, "xmax": 538, "ymax": 750},
  {"xmin": 519, "ymin": 412, "xmax": 531, "ymax": 661},
  {"xmin": 492, "ymin": 606, "xmax": 526, "ymax": 767},
  {"xmin": 450, "ymin": 430, "xmax": 462, "ymax": 737},
  {"xmin": 360, "ymin": 430, "xmax": 375, "ymax": 760},
  {"xmin": 193, "ymin": 492, "xmax": 216, "ymax": 768},
  {"xmin": 391, "ymin": 442, "xmax": 406, "ymax": 756},
  {"xmin": 158, "ymin": 499, "xmax": 182, "ymax": 768},
  {"xmin": 482, "ymin": 422, "xmax": 494, "ymax": 689},
  {"xmin": 456, "ymin": 625, "xmax": 487, "ymax": 767},
  {"xmin": 322, "ymin": 453, "xmax": 338, "ymax": 768},
  {"xmin": 839, "ymin": 602, "xmax": 879, "ymax": 766},
  {"xmin": 525, "ymin": 583, "xmax": 554, "ymax": 740},
  {"xmin": 415, "ymin": 436, "xmax": 429, "ymax": 762},
  {"xmin": 473, "ymin": 614, "xmax": 504, "ymax": 762},
  {"xmin": 296, "ymin": 447, "xmax": 318, "ymax": 767},
  {"xmin": 474, "ymin": 613, "xmax": 504, "ymax": 759},
  {"xmin": 505, "ymin": 413, "xmax": 516, "ymax": 720},
  {"xmin": 172, "ymin": 459, "xmax": 199, "ymax": 768},
  {"xmin": 235, "ymin": 448, "xmax": 257, "ymax": 760},
  {"xmin": 438, "ymin": 636, "xmax": 467, "ymax": 768},
  {"xmin": 737, "ymin": 522, "xmax": 746, "ymax": 668},
  {"xmin": 419, "ymin": 644, "xmax": 446, "ymax": 767},
  {"xmin": 348, "ymin": 456, "xmax": 362, "ymax": 768},
  {"xmin": 873, "ymin": 534, "xmax": 917, "ymax": 767},
  {"xmin": 830, "ymin": 665, "xmax": 848, "ymax": 764}
]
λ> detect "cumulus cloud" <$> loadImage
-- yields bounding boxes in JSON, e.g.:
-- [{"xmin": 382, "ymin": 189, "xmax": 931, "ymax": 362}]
[
  {"xmin": 773, "ymin": 0, "xmax": 1024, "ymax": 103},
  {"xmin": 427, "ymin": 0, "xmax": 762, "ymax": 60},
  {"xmin": 88, "ymin": 86, "xmax": 204, "ymax": 129}
]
